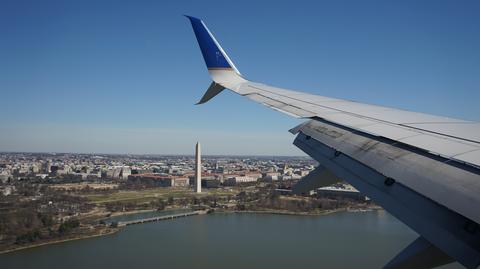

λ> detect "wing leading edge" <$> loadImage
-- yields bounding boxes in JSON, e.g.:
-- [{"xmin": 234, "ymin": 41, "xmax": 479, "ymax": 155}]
[{"xmin": 185, "ymin": 16, "xmax": 480, "ymax": 268}]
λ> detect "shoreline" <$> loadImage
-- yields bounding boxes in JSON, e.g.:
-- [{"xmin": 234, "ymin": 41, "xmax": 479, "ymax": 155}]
[
  {"xmin": 0, "ymin": 228, "xmax": 120, "ymax": 255},
  {"xmin": 0, "ymin": 206, "xmax": 379, "ymax": 255},
  {"xmin": 216, "ymin": 208, "xmax": 346, "ymax": 216},
  {"xmin": 0, "ymin": 207, "xmax": 188, "ymax": 255},
  {"xmin": 215, "ymin": 205, "xmax": 381, "ymax": 217}
]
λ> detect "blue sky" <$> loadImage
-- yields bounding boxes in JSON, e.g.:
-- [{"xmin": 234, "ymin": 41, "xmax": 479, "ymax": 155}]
[{"xmin": 1, "ymin": 0, "xmax": 479, "ymax": 155}]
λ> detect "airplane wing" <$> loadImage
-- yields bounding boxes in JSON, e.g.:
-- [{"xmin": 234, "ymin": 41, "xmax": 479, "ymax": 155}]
[{"xmin": 185, "ymin": 16, "xmax": 480, "ymax": 269}]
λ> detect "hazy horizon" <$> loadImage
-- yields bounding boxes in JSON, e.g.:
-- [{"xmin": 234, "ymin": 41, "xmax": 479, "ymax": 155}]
[{"xmin": 0, "ymin": 149, "xmax": 309, "ymax": 158}]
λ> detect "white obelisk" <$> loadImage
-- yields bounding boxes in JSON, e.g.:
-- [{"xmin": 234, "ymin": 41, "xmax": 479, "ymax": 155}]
[{"xmin": 195, "ymin": 142, "xmax": 202, "ymax": 193}]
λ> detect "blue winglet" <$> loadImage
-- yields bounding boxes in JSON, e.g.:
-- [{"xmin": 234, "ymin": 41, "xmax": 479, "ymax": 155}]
[{"xmin": 185, "ymin": 15, "xmax": 236, "ymax": 70}]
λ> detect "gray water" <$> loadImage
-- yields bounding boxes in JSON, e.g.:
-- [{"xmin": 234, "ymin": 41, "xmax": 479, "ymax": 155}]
[{"xmin": 0, "ymin": 210, "xmax": 462, "ymax": 269}]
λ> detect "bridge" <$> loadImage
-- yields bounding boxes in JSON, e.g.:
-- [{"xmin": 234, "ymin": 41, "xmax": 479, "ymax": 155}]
[{"xmin": 117, "ymin": 210, "xmax": 207, "ymax": 227}]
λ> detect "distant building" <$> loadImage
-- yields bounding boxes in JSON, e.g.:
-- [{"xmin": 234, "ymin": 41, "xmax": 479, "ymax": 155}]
[
  {"xmin": 105, "ymin": 166, "xmax": 131, "ymax": 180},
  {"xmin": 50, "ymin": 165, "xmax": 59, "ymax": 174},
  {"xmin": 0, "ymin": 173, "xmax": 10, "ymax": 183},
  {"xmin": 316, "ymin": 186, "xmax": 368, "ymax": 201},
  {"xmin": 188, "ymin": 173, "xmax": 223, "ymax": 188},
  {"xmin": 203, "ymin": 177, "xmax": 221, "ymax": 188},
  {"xmin": 128, "ymin": 174, "xmax": 189, "ymax": 187},
  {"xmin": 35, "ymin": 174, "xmax": 49, "ymax": 180},
  {"xmin": 120, "ymin": 167, "xmax": 131, "ymax": 180},
  {"xmin": 262, "ymin": 172, "xmax": 280, "ymax": 181},
  {"xmin": 54, "ymin": 165, "xmax": 71, "ymax": 176},
  {"xmin": 294, "ymin": 170, "xmax": 310, "ymax": 177},
  {"xmin": 224, "ymin": 173, "xmax": 260, "ymax": 185}
]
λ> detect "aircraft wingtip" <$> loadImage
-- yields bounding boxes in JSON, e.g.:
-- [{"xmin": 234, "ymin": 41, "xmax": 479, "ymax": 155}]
[{"xmin": 183, "ymin": 15, "xmax": 200, "ymax": 21}]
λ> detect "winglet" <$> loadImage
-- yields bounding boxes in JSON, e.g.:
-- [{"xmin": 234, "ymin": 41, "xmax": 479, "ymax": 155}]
[
  {"xmin": 186, "ymin": 15, "xmax": 244, "ymax": 104},
  {"xmin": 196, "ymin": 82, "xmax": 225, "ymax": 105},
  {"xmin": 185, "ymin": 15, "xmax": 240, "ymax": 74}
]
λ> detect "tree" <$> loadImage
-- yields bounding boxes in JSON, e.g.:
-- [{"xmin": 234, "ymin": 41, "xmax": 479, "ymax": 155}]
[
  {"xmin": 237, "ymin": 191, "xmax": 247, "ymax": 203},
  {"xmin": 150, "ymin": 199, "xmax": 165, "ymax": 211},
  {"xmin": 16, "ymin": 230, "xmax": 41, "ymax": 244},
  {"xmin": 39, "ymin": 213, "xmax": 54, "ymax": 227},
  {"xmin": 58, "ymin": 219, "xmax": 80, "ymax": 234}
]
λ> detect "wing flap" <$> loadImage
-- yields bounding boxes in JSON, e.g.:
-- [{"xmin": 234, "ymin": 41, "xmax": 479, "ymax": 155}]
[
  {"xmin": 291, "ymin": 165, "xmax": 341, "ymax": 195},
  {"xmin": 293, "ymin": 119, "xmax": 480, "ymax": 225},
  {"xmin": 384, "ymin": 237, "xmax": 454, "ymax": 269}
]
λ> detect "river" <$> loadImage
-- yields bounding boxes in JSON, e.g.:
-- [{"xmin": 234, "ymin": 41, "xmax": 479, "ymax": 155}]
[{"xmin": 0, "ymin": 210, "xmax": 462, "ymax": 268}]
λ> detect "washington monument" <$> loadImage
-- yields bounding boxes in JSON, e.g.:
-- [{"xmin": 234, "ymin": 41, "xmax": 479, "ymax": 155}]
[{"xmin": 195, "ymin": 142, "xmax": 201, "ymax": 193}]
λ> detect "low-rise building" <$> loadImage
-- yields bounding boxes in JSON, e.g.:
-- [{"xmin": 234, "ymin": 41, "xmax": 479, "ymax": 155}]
[
  {"xmin": 224, "ymin": 174, "xmax": 259, "ymax": 185},
  {"xmin": 316, "ymin": 186, "xmax": 368, "ymax": 201},
  {"xmin": 128, "ymin": 174, "xmax": 189, "ymax": 187}
]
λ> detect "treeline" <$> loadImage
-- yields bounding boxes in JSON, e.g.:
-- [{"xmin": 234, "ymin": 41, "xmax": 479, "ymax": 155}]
[
  {"xmin": 249, "ymin": 195, "xmax": 350, "ymax": 212},
  {"xmin": 0, "ymin": 184, "xmax": 93, "ymax": 249},
  {"xmin": 14, "ymin": 218, "xmax": 81, "ymax": 245},
  {"xmin": 0, "ymin": 205, "xmax": 82, "ymax": 247},
  {"xmin": 233, "ymin": 187, "xmax": 364, "ymax": 213}
]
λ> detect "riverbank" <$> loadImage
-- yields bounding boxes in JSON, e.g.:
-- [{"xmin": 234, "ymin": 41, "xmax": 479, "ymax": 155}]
[
  {"xmin": 217, "ymin": 208, "xmax": 345, "ymax": 216},
  {"xmin": 0, "ymin": 227, "xmax": 119, "ymax": 255},
  {"xmin": 216, "ymin": 205, "xmax": 381, "ymax": 217},
  {"xmin": 0, "ymin": 207, "xmax": 190, "ymax": 254},
  {"xmin": 0, "ymin": 206, "xmax": 380, "ymax": 255}
]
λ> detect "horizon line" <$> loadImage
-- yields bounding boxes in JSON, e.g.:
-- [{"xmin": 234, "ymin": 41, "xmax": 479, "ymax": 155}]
[{"xmin": 0, "ymin": 150, "xmax": 310, "ymax": 158}]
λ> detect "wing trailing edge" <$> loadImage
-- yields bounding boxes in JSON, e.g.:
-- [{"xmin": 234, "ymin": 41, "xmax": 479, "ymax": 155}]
[{"xmin": 384, "ymin": 237, "xmax": 454, "ymax": 269}]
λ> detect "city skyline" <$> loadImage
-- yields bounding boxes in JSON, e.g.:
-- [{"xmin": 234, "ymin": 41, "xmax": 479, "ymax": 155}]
[{"xmin": 1, "ymin": 0, "xmax": 479, "ymax": 155}]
